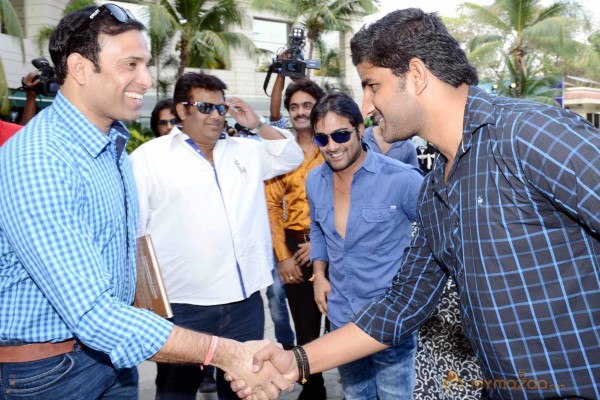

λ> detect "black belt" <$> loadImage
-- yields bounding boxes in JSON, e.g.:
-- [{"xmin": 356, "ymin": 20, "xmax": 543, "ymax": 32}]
[{"xmin": 284, "ymin": 229, "xmax": 310, "ymax": 242}]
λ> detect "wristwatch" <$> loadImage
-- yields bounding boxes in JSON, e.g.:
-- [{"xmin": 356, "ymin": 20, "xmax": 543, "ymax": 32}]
[{"xmin": 250, "ymin": 116, "xmax": 267, "ymax": 134}]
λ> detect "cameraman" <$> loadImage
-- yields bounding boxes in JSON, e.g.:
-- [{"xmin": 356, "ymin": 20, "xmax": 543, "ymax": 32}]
[
  {"xmin": 0, "ymin": 71, "xmax": 41, "ymax": 146},
  {"xmin": 264, "ymin": 69, "xmax": 327, "ymax": 399},
  {"xmin": 20, "ymin": 71, "xmax": 43, "ymax": 125}
]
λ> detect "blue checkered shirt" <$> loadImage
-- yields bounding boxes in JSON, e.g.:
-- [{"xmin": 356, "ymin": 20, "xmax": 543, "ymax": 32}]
[
  {"xmin": 269, "ymin": 117, "xmax": 289, "ymax": 130},
  {"xmin": 354, "ymin": 86, "xmax": 600, "ymax": 399},
  {"xmin": 0, "ymin": 92, "xmax": 173, "ymax": 368}
]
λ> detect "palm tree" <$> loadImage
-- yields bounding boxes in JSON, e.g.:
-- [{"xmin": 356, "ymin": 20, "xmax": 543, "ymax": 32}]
[
  {"xmin": 248, "ymin": 0, "xmax": 378, "ymax": 63},
  {"xmin": 147, "ymin": 0, "xmax": 257, "ymax": 79},
  {"xmin": 34, "ymin": 0, "xmax": 97, "ymax": 56},
  {"xmin": 0, "ymin": 0, "xmax": 25, "ymax": 114},
  {"xmin": 493, "ymin": 55, "xmax": 561, "ymax": 105},
  {"xmin": 459, "ymin": 0, "xmax": 588, "ymax": 98}
]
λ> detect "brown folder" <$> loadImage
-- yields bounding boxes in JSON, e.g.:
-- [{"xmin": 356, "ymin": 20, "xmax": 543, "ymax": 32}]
[{"xmin": 134, "ymin": 235, "xmax": 173, "ymax": 318}]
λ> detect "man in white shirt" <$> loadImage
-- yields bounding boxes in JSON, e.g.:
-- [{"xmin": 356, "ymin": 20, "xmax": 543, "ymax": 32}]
[{"xmin": 131, "ymin": 72, "xmax": 303, "ymax": 399}]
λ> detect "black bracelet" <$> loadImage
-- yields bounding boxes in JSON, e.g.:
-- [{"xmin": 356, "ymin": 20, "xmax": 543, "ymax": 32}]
[
  {"xmin": 21, "ymin": 78, "xmax": 31, "ymax": 91},
  {"xmin": 292, "ymin": 346, "xmax": 310, "ymax": 384}
]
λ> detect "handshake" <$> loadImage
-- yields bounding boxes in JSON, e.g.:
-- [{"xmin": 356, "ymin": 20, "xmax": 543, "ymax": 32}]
[{"xmin": 218, "ymin": 339, "xmax": 301, "ymax": 400}]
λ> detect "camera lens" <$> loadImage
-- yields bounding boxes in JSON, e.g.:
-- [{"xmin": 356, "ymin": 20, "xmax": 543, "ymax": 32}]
[{"xmin": 286, "ymin": 63, "xmax": 297, "ymax": 71}]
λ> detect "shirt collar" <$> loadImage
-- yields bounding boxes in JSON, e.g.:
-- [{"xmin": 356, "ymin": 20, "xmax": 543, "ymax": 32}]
[
  {"xmin": 320, "ymin": 143, "xmax": 374, "ymax": 180},
  {"xmin": 429, "ymin": 85, "xmax": 496, "ymax": 184},
  {"xmin": 53, "ymin": 91, "xmax": 130, "ymax": 159}
]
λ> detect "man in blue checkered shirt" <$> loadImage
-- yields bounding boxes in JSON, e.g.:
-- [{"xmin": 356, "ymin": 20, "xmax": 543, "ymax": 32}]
[
  {"xmin": 0, "ymin": 5, "xmax": 290, "ymax": 399},
  {"xmin": 232, "ymin": 8, "xmax": 600, "ymax": 400}
]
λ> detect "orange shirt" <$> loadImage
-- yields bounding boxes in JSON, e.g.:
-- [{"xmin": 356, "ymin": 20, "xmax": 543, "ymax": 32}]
[{"xmin": 265, "ymin": 146, "xmax": 324, "ymax": 262}]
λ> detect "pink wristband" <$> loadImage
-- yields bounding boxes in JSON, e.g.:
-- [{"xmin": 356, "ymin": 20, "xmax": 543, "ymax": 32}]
[{"xmin": 201, "ymin": 335, "xmax": 218, "ymax": 370}]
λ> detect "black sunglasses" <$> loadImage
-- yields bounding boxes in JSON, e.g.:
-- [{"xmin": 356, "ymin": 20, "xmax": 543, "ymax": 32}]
[
  {"xmin": 182, "ymin": 102, "xmax": 229, "ymax": 116},
  {"xmin": 312, "ymin": 129, "xmax": 355, "ymax": 147},
  {"xmin": 158, "ymin": 118, "xmax": 177, "ymax": 126},
  {"xmin": 89, "ymin": 3, "xmax": 136, "ymax": 23}
]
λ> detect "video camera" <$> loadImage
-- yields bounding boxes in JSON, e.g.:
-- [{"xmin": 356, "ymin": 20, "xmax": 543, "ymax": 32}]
[
  {"xmin": 272, "ymin": 26, "xmax": 320, "ymax": 79},
  {"xmin": 263, "ymin": 26, "xmax": 321, "ymax": 95},
  {"xmin": 31, "ymin": 58, "xmax": 59, "ymax": 97}
]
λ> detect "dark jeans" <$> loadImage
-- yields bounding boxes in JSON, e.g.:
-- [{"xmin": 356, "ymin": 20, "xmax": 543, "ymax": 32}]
[
  {"xmin": 283, "ymin": 234, "xmax": 325, "ymax": 394},
  {"xmin": 0, "ymin": 343, "xmax": 137, "ymax": 400},
  {"xmin": 155, "ymin": 291, "xmax": 264, "ymax": 400}
]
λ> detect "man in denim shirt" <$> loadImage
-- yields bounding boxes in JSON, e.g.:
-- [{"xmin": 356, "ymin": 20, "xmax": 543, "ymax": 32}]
[{"xmin": 306, "ymin": 92, "xmax": 423, "ymax": 399}]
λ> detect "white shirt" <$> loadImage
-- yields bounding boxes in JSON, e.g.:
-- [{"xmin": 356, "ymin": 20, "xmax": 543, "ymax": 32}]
[{"xmin": 131, "ymin": 127, "xmax": 303, "ymax": 305}]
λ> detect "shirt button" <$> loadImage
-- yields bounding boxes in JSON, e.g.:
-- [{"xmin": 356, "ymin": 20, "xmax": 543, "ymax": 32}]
[
  {"xmin": 464, "ymin": 320, "xmax": 470, "ymax": 329},
  {"xmin": 452, "ymin": 218, "xmax": 459, "ymax": 228},
  {"xmin": 458, "ymin": 269, "xmax": 463, "ymax": 278}
]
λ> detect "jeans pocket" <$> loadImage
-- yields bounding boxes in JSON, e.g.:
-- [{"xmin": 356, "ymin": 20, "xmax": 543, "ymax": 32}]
[{"xmin": 6, "ymin": 353, "xmax": 75, "ymax": 396}]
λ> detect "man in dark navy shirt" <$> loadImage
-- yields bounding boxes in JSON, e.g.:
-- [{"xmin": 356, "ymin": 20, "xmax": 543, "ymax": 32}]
[{"xmin": 231, "ymin": 7, "xmax": 600, "ymax": 400}]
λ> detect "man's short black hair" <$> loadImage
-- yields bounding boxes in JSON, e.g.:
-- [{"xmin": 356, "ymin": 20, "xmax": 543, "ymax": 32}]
[
  {"xmin": 50, "ymin": 5, "xmax": 146, "ymax": 85},
  {"xmin": 310, "ymin": 90, "xmax": 364, "ymax": 132},
  {"xmin": 172, "ymin": 72, "xmax": 228, "ymax": 122},
  {"xmin": 350, "ymin": 8, "xmax": 478, "ymax": 87},
  {"xmin": 283, "ymin": 79, "xmax": 325, "ymax": 111}
]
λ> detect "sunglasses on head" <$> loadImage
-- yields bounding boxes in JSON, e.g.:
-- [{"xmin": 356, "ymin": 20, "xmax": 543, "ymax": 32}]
[
  {"xmin": 158, "ymin": 118, "xmax": 177, "ymax": 126},
  {"xmin": 181, "ymin": 102, "xmax": 229, "ymax": 116},
  {"xmin": 312, "ymin": 129, "xmax": 355, "ymax": 147},
  {"xmin": 89, "ymin": 3, "xmax": 136, "ymax": 23},
  {"xmin": 68, "ymin": 4, "xmax": 136, "ymax": 51}
]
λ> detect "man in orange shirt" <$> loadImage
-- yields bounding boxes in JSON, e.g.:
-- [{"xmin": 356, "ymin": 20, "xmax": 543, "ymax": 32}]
[{"xmin": 265, "ymin": 75, "xmax": 326, "ymax": 400}]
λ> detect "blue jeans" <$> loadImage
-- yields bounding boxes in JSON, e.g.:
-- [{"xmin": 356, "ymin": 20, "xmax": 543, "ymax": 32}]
[
  {"xmin": 332, "ymin": 323, "xmax": 417, "ymax": 400},
  {"xmin": 0, "ymin": 343, "xmax": 137, "ymax": 399},
  {"xmin": 155, "ymin": 291, "xmax": 264, "ymax": 400},
  {"xmin": 266, "ymin": 264, "xmax": 295, "ymax": 346}
]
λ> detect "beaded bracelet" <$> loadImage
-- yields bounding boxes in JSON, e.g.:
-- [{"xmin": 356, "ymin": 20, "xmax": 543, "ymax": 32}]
[{"xmin": 291, "ymin": 346, "xmax": 310, "ymax": 384}]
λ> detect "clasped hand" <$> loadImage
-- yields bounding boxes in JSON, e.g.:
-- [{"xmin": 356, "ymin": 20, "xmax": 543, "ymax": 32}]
[{"xmin": 226, "ymin": 341, "xmax": 298, "ymax": 400}]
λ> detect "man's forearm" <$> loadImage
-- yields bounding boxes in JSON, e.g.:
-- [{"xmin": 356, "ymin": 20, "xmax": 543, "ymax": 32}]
[
  {"xmin": 150, "ymin": 325, "xmax": 211, "ymax": 364},
  {"xmin": 270, "ymin": 74, "xmax": 284, "ymax": 121},
  {"xmin": 303, "ymin": 323, "xmax": 387, "ymax": 373}
]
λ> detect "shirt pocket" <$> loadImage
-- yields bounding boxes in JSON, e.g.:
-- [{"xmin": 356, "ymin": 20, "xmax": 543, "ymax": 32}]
[
  {"xmin": 359, "ymin": 206, "xmax": 398, "ymax": 251},
  {"xmin": 361, "ymin": 206, "xmax": 396, "ymax": 223}
]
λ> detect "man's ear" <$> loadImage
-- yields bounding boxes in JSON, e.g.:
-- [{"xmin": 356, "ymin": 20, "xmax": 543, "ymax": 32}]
[
  {"xmin": 175, "ymin": 103, "xmax": 188, "ymax": 121},
  {"xmin": 408, "ymin": 58, "xmax": 428, "ymax": 96},
  {"xmin": 358, "ymin": 123, "xmax": 365, "ymax": 140},
  {"xmin": 66, "ymin": 53, "xmax": 87, "ymax": 86}
]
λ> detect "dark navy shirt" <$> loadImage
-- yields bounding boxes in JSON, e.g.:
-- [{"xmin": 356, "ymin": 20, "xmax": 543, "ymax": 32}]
[{"xmin": 354, "ymin": 86, "xmax": 600, "ymax": 399}]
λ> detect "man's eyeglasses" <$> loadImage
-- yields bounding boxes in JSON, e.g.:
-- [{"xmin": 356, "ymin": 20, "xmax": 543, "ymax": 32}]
[
  {"xmin": 158, "ymin": 118, "xmax": 177, "ymax": 126},
  {"xmin": 312, "ymin": 129, "xmax": 355, "ymax": 147},
  {"xmin": 89, "ymin": 3, "xmax": 136, "ymax": 23},
  {"xmin": 181, "ymin": 102, "xmax": 229, "ymax": 116}
]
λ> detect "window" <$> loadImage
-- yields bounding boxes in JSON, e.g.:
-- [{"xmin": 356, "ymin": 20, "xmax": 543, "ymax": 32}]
[{"xmin": 586, "ymin": 113, "xmax": 600, "ymax": 129}]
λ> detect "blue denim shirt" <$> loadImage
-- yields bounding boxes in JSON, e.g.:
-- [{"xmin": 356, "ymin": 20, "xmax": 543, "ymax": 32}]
[{"xmin": 307, "ymin": 149, "xmax": 423, "ymax": 327}]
